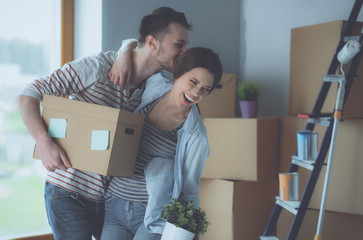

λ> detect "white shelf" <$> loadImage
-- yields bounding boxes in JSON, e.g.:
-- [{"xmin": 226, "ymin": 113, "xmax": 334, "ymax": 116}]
[
  {"xmin": 307, "ymin": 117, "xmax": 331, "ymax": 126},
  {"xmin": 275, "ymin": 196, "xmax": 300, "ymax": 215},
  {"xmin": 291, "ymin": 156, "xmax": 315, "ymax": 170},
  {"xmin": 260, "ymin": 236, "xmax": 279, "ymax": 240}
]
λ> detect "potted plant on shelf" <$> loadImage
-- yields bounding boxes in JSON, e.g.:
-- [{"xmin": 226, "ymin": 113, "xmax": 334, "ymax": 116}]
[
  {"xmin": 160, "ymin": 198, "xmax": 210, "ymax": 240},
  {"xmin": 237, "ymin": 80, "xmax": 262, "ymax": 118}
]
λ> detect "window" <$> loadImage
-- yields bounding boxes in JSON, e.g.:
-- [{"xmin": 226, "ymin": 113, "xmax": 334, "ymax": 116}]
[{"xmin": 0, "ymin": 0, "xmax": 63, "ymax": 238}]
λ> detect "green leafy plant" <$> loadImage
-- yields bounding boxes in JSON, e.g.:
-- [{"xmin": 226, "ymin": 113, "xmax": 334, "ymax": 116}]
[
  {"xmin": 237, "ymin": 80, "xmax": 262, "ymax": 101},
  {"xmin": 160, "ymin": 198, "xmax": 210, "ymax": 236}
]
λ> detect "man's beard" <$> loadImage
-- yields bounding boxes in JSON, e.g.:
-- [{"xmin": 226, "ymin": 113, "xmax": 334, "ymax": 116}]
[{"xmin": 156, "ymin": 47, "xmax": 174, "ymax": 72}]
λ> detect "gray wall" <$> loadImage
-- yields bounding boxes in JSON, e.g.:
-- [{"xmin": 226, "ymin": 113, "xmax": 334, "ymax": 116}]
[
  {"xmin": 76, "ymin": 0, "xmax": 363, "ymax": 117},
  {"xmin": 241, "ymin": 0, "xmax": 363, "ymax": 117},
  {"xmin": 101, "ymin": 0, "xmax": 241, "ymax": 75}
]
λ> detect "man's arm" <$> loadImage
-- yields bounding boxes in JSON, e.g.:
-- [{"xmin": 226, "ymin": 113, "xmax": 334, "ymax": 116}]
[
  {"xmin": 17, "ymin": 95, "xmax": 72, "ymax": 172},
  {"xmin": 108, "ymin": 39, "xmax": 138, "ymax": 89}
]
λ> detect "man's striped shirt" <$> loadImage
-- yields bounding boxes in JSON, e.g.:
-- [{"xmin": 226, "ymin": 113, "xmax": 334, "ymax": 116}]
[
  {"xmin": 107, "ymin": 99, "xmax": 182, "ymax": 202},
  {"xmin": 18, "ymin": 51, "xmax": 143, "ymax": 201}
]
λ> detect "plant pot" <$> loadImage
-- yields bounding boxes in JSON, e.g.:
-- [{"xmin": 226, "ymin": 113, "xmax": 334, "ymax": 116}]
[
  {"xmin": 161, "ymin": 222, "xmax": 195, "ymax": 240},
  {"xmin": 239, "ymin": 101, "xmax": 259, "ymax": 118}
]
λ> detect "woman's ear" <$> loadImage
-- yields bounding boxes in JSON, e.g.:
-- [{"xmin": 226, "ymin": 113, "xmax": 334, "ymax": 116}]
[{"xmin": 145, "ymin": 35, "xmax": 159, "ymax": 50}]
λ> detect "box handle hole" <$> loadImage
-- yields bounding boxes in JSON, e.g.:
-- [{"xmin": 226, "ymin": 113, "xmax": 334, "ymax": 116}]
[{"xmin": 125, "ymin": 128, "xmax": 134, "ymax": 135}]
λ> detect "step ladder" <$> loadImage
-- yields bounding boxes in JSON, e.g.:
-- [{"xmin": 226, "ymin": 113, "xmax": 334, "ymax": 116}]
[{"xmin": 260, "ymin": 1, "xmax": 363, "ymax": 239}]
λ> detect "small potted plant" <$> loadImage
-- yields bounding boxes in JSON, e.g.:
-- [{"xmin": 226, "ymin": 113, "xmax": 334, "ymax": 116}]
[
  {"xmin": 236, "ymin": 80, "xmax": 262, "ymax": 118},
  {"xmin": 160, "ymin": 198, "xmax": 210, "ymax": 240}
]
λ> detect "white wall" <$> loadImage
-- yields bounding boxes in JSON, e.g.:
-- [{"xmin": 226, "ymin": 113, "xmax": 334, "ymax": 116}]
[
  {"xmin": 241, "ymin": 0, "xmax": 363, "ymax": 117},
  {"xmin": 74, "ymin": 0, "xmax": 102, "ymax": 59}
]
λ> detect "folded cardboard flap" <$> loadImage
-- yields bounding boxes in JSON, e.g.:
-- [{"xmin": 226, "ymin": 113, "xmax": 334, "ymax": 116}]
[{"xmin": 42, "ymin": 95, "xmax": 122, "ymax": 121}]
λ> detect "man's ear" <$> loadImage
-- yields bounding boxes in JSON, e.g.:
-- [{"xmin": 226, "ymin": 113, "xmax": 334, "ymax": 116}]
[{"xmin": 145, "ymin": 35, "xmax": 159, "ymax": 51}]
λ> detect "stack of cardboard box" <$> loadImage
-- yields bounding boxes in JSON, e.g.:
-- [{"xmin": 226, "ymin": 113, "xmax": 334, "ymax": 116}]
[
  {"xmin": 277, "ymin": 21, "xmax": 363, "ymax": 239},
  {"xmin": 197, "ymin": 74, "xmax": 280, "ymax": 239}
]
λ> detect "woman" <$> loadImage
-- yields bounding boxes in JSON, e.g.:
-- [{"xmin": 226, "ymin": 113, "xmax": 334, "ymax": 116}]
[{"xmin": 101, "ymin": 47, "xmax": 223, "ymax": 240}]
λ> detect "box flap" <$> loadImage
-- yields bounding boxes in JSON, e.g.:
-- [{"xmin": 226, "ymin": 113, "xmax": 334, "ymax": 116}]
[{"xmin": 42, "ymin": 95, "xmax": 120, "ymax": 121}]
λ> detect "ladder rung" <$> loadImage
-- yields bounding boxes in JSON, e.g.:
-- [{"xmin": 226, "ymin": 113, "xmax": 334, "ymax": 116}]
[
  {"xmin": 275, "ymin": 196, "xmax": 300, "ymax": 215},
  {"xmin": 297, "ymin": 112, "xmax": 331, "ymax": 119},
  {"xmin": 344, "ymin": 35, "xmax": 360, "ymax": 42},
  {"xmin": 260, "ymin": 236, "xmax": 279, "ymax": 240},
  {"xmin": 307, "ymin": 117, "xmax": 331, "ymax": 126},
  {"xmin": 323, "ymin": 74, "xmax": 345, "ymax": 82},
  {"xmin": 291, "ymin": 156, "xmax": 315, "ymax": 170}
]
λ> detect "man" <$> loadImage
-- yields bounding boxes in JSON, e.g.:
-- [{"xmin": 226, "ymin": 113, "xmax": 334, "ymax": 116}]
[{"xmin": 17, "ymin": 7, "xmax": 191, "ymax": 240}]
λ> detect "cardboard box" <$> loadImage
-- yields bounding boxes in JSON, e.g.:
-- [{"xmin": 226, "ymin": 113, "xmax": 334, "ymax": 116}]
[
  {"xmin": 199, "ymin": 179, "xmax": 278, "ymax": 240},
  {"xmin": 289, "ymin": 21, "xmax": 363, "ymax": 118},
  {"xmin": 279, "ymin": 116, "xmax": 363, "ymax": 215},
  {"xmin": 277, "ymin": 209, "xmax": 363, "ymax": 240},
  {"xmin": 202, "ymin": 117, "xmax": 280, "ymax": 181},
  {"xmin": 198, "ymin": 73, "xmax": 236, "ymax": 118},
  {"xmin": 33, "ymin": 95, "xmax": 145, "ymax": 176}
]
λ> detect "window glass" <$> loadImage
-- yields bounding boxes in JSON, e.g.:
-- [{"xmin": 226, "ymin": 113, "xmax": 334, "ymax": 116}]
[{"xmin": 0, "ymin": 0, "xmax": 61, "ymax": 238}]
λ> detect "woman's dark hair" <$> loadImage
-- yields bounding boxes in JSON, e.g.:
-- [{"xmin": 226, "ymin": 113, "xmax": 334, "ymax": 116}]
[
  {"xmin": 138, "ymin": 7, "xmax": 192, "ymax": 45},
  {"xmin": 174, "ymin": 47, "xmax": 223, "ymax": 92}
]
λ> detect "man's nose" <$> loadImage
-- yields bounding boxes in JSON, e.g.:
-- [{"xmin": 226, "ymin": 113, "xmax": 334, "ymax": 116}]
[{"xmin": 180, "ymin": 45, "xmax": 187, "ymax": 55}]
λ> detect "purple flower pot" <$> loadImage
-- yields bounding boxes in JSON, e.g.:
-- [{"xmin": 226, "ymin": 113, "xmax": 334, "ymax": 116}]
[{"xmin": 239, "ymin": 101, "xmax": 259, "ymax": 118}]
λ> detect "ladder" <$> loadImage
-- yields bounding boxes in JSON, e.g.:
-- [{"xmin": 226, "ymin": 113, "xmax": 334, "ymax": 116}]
[{"xmin": 260, "ymin": 1, "xmax": 363, "ymax": 239}]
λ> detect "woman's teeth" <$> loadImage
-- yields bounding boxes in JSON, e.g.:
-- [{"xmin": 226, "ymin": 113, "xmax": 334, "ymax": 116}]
[{"xmin": 184, "ymin": 93, "xmax": 195, "ymax": 103}]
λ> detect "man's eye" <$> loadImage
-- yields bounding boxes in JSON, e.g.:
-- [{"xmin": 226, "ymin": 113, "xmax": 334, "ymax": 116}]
[
  {"xmin": 190, "ymin": 79, "xmax": 197, "ymax": 85},
  {"xmin": 175, "ymin": 43, "xmax": 184, "ymax": 48}
]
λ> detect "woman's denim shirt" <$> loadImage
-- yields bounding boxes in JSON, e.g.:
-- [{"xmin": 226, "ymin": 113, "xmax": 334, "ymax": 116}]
[{"xmin": 134, "ymin": 71, "xmax": 210, "ymax": 234}]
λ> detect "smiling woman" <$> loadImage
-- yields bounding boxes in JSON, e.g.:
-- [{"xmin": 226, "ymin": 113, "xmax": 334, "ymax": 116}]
[{"xmin": 0, "ymin": 0, "xmax": 72, "ymax": 239}]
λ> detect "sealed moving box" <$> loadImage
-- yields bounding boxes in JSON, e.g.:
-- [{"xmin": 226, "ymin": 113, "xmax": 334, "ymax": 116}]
[
  {"xmin": 33, "ymin": 95, "xmax": 145, "ymax": 176},
  {"xmin": 289, "ymin": 21, "xmax": 363, "ymax": 118},
  {"xmin": 277, "ymin": 209, "xmax": 363, "ymax": 239},
  {"xmin": 199, "ymin": 179, "xmax": 278, "ymax": 240},
  {"xmin": 202, "ymin": 117, "xmax": 280, "ymax": 181},
  {"xmin": 198, "ymin": 74, "xmax": 236, "ymax": 118},
  {"xmin": 279, "ymin": 116, "xmax": 363, "ymax": 215}
]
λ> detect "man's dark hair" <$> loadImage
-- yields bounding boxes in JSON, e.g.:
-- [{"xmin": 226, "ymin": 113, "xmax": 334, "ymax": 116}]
[
  {"xmin": 138, "ymin": 7, "xmax": 192, "ymax": 45},
  {"xmin": 174, "ymin": 47, "xmax": 223, "ymax": 92}
]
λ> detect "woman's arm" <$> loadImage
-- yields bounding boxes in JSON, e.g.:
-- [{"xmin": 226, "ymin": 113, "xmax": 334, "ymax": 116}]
[
  {"xmin": 180, "ymin": 137, "xmax": 210, "ymax": 208},
  {"xmin": 108, "ymin": 39, "xmax": 138, "ymax": 89}
]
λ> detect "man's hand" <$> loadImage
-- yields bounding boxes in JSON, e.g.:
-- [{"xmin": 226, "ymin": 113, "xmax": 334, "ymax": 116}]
[
  {"xmin": 108, "ymin": 52, "xmax": 133, "ymax": 90},
  {"xmin": 17, "ymin": 95, "xmax": 72, "ymax": 172},
  {"xmin": 109, "ymin": 39, "xmax": 137, "ymax": 89},
  {"xmin": 37, "ymin": 137, "xmax": 71, "ymax": 172}
]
